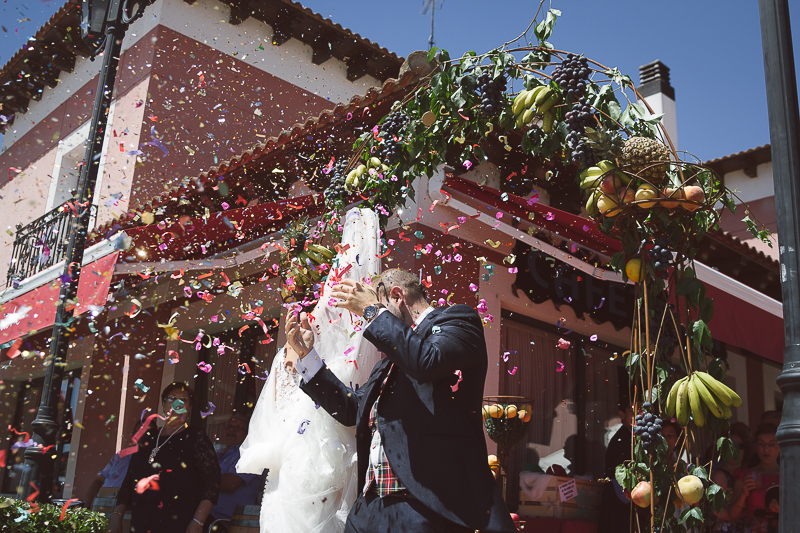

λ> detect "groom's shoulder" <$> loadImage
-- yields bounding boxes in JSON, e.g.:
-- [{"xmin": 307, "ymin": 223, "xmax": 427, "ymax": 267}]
[{"xmin": 435, "ymin": 304, "xmax": 480, "ymax": 323}]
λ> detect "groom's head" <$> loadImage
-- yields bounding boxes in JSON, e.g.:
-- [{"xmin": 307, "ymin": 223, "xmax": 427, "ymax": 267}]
[{"xmin": 373, "ymin": 268, "xmax": 430, "ymax": 326}]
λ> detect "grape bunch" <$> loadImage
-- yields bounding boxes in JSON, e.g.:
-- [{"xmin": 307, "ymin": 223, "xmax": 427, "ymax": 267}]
[
  {"xmin": 565, "ymin": 97, "xmax": 595, "ymax": 165},
  {"xmin": 380, "ymin": 111, "xmax": 410, "ymax": 164},
  {"xmin": 323, "ymin": 160, "xmax": 349, "ymax": 206},
  {"xmin": 552, "ymin": 53, "xmax": 591, "ymax": 100},
  {"xmin": 647, "ymin": 238, "xmax": 674, "ymax": 279},
  {"xmin": 477, "ymin": 72, "xmax": 507, "ymax": 118},
  {"xmin": 634, "ymin": 405, "xmax": 663, "ymax": 452}
]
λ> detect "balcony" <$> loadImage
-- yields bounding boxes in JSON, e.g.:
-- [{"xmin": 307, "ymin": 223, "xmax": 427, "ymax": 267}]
[{"xmin": 5, "ymin": 202, "xmax": 96, "ymax": 289}]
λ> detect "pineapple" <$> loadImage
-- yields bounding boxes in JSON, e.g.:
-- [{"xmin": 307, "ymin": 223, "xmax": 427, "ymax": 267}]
[
  {"xmin": 620, "ymin": 136, "xmax": 671, "ymax": 183},
  {"xmin": 584, "ymin": 127, "xmax": 625, "ymax": 163}
]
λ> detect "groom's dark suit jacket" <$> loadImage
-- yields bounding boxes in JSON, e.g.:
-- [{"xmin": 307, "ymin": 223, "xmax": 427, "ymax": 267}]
[{"xmin": 300, "ymin": 304, "xmax": 516, "ymax": 532}]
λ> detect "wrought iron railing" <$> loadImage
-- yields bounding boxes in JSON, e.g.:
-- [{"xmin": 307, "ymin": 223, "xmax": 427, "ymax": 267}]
[{"xmin": 5, "ymin": 202, "xmax": 96, "ymax": 289}]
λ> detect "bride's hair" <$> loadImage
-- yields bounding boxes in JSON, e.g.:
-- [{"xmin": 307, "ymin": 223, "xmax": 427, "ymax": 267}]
[{"xmin": 376, "ymin": 268, "xmax": 428, "ymax": 303}]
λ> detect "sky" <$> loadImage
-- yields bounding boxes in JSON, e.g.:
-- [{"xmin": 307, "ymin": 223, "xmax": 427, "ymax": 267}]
[{"xmin": 0, "ymin": 0, "xmax": 799, "ymax": 162}]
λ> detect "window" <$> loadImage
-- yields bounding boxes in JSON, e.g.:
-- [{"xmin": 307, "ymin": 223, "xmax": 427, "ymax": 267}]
[
  {"xmin": 499, "ymin": 312, "xmax": 623, "ymax": 505},
  {"xmin": 47, "ymin": 103, "xmax": 116, "ymax": 231}
]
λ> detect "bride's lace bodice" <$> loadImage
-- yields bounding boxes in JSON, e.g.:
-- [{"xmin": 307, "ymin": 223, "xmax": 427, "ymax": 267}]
[{"xmin": 275, "ymin": 352, "xmax": 302, "ymax": 413}]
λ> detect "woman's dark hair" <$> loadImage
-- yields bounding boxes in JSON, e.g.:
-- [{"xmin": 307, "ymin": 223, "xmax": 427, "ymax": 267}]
[
  {"xmin": 754, "ymin": 423, "xmax": 778, "ymax": 442},
  {"xmin": 161, "ymin": 381, "xmax": 195, "ymax": 405}
]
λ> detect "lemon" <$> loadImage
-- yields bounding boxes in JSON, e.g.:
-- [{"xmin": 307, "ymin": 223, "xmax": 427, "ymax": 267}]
[{"xmin": 625, "ymin": 258, "xmax": 643, "ymax": 283}]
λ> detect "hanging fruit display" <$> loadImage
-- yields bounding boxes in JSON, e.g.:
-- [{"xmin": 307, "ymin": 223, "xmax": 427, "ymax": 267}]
[
  {"xmin": 313, "ymin": 7, "xmax": 772, "ymax": 532},
  {"xmin": 278, "ymin": 217, "xmax": 336, "ymax": 306}
]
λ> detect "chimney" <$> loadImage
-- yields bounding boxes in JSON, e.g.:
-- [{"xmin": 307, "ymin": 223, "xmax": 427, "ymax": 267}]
[{"xmin": 636, "ymin": 60, "xmax": 678, "ymax": 149}]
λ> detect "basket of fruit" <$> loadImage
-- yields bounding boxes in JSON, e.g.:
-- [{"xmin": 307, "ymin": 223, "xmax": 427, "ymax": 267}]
[
  {"xmin": 580, "ymin": 130, "xmax": 724, "ymax": 234},
  {"xmin": 278, "ymin": 218, "xmax": 336, "ymax": 305},
  {"xmin": 482, "ymin": 396, "xmax": 534, "ymax": 448}
]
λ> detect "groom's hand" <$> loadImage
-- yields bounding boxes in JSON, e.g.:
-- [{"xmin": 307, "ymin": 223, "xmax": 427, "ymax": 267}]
[
  {"xmin": 284, "ymin": 308, "xmax": 314, "ymax": 358},
  {"xmin": 329, "ymin": 279, "xmax": 379, "ymax": 316}
]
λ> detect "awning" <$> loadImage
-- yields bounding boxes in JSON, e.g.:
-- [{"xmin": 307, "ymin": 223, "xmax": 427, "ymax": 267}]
[
  {"xmin": 0, "ymin": 252, "xmax": 119, "ymax": 343},
  {"xmin": 119, "ymin": 194, "xmax": 325, "ymax": 264},
  {"xmin": 442, "ymin": 176, "xmax": 785, "ymax": 363}
]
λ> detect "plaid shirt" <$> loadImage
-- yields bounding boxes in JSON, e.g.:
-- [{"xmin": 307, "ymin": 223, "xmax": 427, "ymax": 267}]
[{"xmin": 364, "ymin": 363, "xmax": 406, "ymax": 497}]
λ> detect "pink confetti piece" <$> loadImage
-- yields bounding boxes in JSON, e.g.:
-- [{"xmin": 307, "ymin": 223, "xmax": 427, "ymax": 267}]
[
  {"xmin": 458, "ymin": 216, "xmax": 467, "ymax": 224},
  {"xmin": 118, "ymin": 445, "xmax": 138, "ymax": 458},
  {"xmin": 463, "ymin": 160, "xmax": 473, "ymax": 170},
  {"xmin": 483, "ymin": 314, "xmax": 494, "ymax": 324},
  {"xmin": 454, "ymin": 254, "xmax": 462, "ymax": 262},
  {"xmin": 590, "ymin": 334, "xmax": 598, "ymax": 342},
  {"xmin": 583, "ymin": 225, "xmax": 591, "ymax": 232},
  {"xmin": 469, "ymin": 283, "xmax": 478, "ymax": 291},
  {"xmin": 595, "ymin": 298, "xmax": 606, "ymax": 309},
  {"xmin": 508, "ymin": 366, "xmax": 517, "ymax": 375},
  {"xmin": 477, "ymin": 299, "xmax": 488, "ymax": 314},
  {"xmin": 502, "ymin": 351, "xmax": 510, "ymax": 362},
  {"xmin": 197, "ymin": 362, "xmax": 212, "ymax": 373},
  {"xmin": 545, "ymin": 212, "xmax": 555, "ymax": 221},
  {"xmin": 556, "ymin": 361, "xmax": 565, "ymax": 372},
  {"xmin": 508, "ymin": 267, "xmax": 518, "ymax": 274},
  {"xmin": 495, "ymin": 212, "xmax": 503, "ymax": 220},
  {"xmin": 557, "ymin": 338, "xmax": 571, "ymax": 350},
  {"xmin": 451, "ymin": 370, "xmax": 463, "ymax": 392}
]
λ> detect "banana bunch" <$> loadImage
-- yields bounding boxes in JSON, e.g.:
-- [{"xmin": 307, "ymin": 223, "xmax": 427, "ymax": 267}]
[
  {"xmin": 512, "ymin": 85, "xmax": 560, "ymax": 133},
  {"xmin": 280, "ymin": 243, "xmax": 335, "ymax": 301},
  {"xmin": 666, "ymin": 372, "xmax": 742, "ymax": 427},
  {"xmin": 345, "ymin": 157, "xmax": 390, "ymax": 192}
]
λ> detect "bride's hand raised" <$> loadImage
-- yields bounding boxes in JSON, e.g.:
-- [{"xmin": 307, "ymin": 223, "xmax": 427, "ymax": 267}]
[{"xmin": 285, "ymin": 308, "xmax": 314, "ymax": 358}]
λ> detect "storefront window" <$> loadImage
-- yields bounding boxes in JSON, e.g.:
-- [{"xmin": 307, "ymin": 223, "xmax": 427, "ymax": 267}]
[{"xmin": 500, "ymin": 312, "xmax": 622, "ymax": 504}]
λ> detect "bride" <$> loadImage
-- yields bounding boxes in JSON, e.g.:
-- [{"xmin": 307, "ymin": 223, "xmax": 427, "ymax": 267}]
[{"xmin": 236, "ymin": 208, "xmax": 381, "ymax": 533}]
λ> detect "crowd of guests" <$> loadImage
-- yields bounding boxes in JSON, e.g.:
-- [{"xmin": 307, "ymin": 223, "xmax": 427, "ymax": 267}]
[
  {"xmin": 599, "ymin": 405, "xmax": 783, "ymax": 533},
  {"xmin": 84, "ymin": 382, "xmax": 261, "ymax": 533}
]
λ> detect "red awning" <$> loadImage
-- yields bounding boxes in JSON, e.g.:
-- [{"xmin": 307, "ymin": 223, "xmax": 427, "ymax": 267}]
[
  {"xmin": 120, "ymin": 194, "xmax": 325, "ymax": 263},
  {"xmin": 0, "ymin": 252, "xmax": 119, "ymax": 343},
  {"xmin": 442, "ymin": 176, "xmax": 785, "ymax": 363}
]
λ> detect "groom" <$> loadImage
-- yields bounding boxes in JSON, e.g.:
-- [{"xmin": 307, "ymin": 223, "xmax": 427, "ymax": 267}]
[{"xmin": 286, "ymin": 268, "xmax": 516, "ymax": 533}]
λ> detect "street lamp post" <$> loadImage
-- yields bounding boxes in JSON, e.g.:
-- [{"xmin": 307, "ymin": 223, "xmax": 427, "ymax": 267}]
[
  {"xmin": 18, "ymin": 0, "xmax": 154, "ymax": 502},
  {"xmin": 757, "ymin": 0, "xmax": 800, "ymax": 531}
]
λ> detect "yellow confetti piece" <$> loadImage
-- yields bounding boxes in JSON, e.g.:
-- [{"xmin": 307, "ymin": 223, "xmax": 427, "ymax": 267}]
[{"xmin": 485, "ymin": 240, "xmax": 501, "ymax": 248}]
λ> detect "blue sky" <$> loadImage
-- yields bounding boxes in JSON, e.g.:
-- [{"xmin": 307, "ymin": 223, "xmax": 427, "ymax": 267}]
[{"xmin": 1, "ymin": 0, "xmax": 799, "ymax": 161}]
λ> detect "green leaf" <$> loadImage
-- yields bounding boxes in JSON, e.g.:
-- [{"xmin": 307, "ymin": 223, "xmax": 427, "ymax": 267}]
[
  {"xmin": 427, "ymin": 47, "xmax": 439, "ymax": 63},
  {"xmin": 700, "ymin": 297, "xmax": 714, "ymax": 324},
  {"xmin": 707, "ymin": 483, "xmax": 727, "ymax": 511},
  {"xmin": 533, "ymin": 9, "xmax": 560, "ymax": 43},
  {"xmin": 689, "ymin": 464, "xmax": 709, "ymax": 481},
  {"xmin": 615, "ymin": 464, "xmax": 636, "ymax": 491},
  {"xmin": 692, "ymin": 319, "xmax": 713, "ymax": 352},
  {"xmin": 607, "ymin": 100, "xmax": 622, "ymax": 121},
  {"xmin": 716, "ymin": 436, "xmax": 737, "ymax": 464}
]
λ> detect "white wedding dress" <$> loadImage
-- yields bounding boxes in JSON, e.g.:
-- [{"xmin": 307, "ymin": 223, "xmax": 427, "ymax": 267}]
[{"xmin": 236, "ymin": 208, "xmax": 382, "ymax": 533}]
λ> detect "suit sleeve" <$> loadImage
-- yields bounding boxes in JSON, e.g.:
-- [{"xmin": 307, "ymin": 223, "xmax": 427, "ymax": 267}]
[
  {"xmin": 300, "ymin": 366, "xmax": 365, "ymax": 427},
  {"xmin": 364, "ymin": 305, "xmax": 486, "ymax": 383}
]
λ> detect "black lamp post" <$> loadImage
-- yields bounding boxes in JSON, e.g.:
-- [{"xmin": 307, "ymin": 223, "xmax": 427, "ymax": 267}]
[
  {"xmin": 757, "ymin": 0, "xmax": 800, "ymax": 530},
  {"xmin": 18, "ymin": 0, "xmax": 155, "ymax": 502}
]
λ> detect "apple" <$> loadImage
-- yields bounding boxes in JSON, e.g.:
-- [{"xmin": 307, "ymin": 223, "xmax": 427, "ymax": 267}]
[
  {"xmin": 682, "ymin": 186, "xmax": 706, "ymax": 211},
  {"xmin": 677, "ymin": 475, "xmax": 704, "ymax": 505},
  {"xmin": 505, "ymin": 405, "xmax": 518, "ymax": 418},
  {"xmin": 510, "ymin": 513, "xmax": 520, "ymax": 522},
  {"xmin": 620, "ymin": 186, "xmax": 636, "ymax": 204},
  {"xmin": 661, "ymin": 187, "xmax": 684, "ymax": 209},
  {"xmin": 597, "ymin": 194, "xmax": 620, "ymax": 216},
  {"xmin": 635, "ymin": 185, "xmax": 659, "ymax": 208},
  {"xmin": 600, "ymin": 174, "xmax": 622, "ymax": 195},
  {"xmin": 631, "ymin": 481, "xmax": 652, "ymax": 508}
]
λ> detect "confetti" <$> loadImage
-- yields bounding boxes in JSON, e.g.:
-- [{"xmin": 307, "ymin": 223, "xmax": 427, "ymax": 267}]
[
  {"xmin": 508, "ymin": 367, "xmax": 517, "ymax": 375},
  {"xmin": 451, "ymin": 370, "xmax": 463, "ymax": 392},
  {"xmin": 556, "ymin": 361, "xmax": 565, "ymax": 372},
  {"xmin": 136, "ymin": 474, "xmax": 160, "ymax": 494},
  {"xmin": 590, "ymin": 334, "xmax": 598, "ymax": 342},
  {"xmin": 557, "ymin": 338, "xmax": 571, "ymax": 350},
  {"xmin": 197, "ymin": 362, "xmax": 212, "ymax": 373},
  {"xmin": 297, "ymin": 420, "xmax": 311, "ymax": 434},
  {"xmin": 200, "ymin": 402, "xmax": 216, "ymax": 418},
  {"xmin": 134, "ymin": 379, "xmax": 150, "ymax": 393},
  {"xmin": 477, "ymin": 299, "xmax": 488, "ymax": 314},
  {"xmin": 59, "ymin": 498, "xmax": 79, "ymax": 521}
]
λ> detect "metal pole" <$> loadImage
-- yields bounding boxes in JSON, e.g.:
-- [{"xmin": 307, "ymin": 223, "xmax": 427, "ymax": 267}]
[
  {"xmin": 757, "ymin": 1, "xmax": 800, "ymax": 531},
  {"xmin": 18, "ymin": 21, "xmax": 126, "ymax": 503}
]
